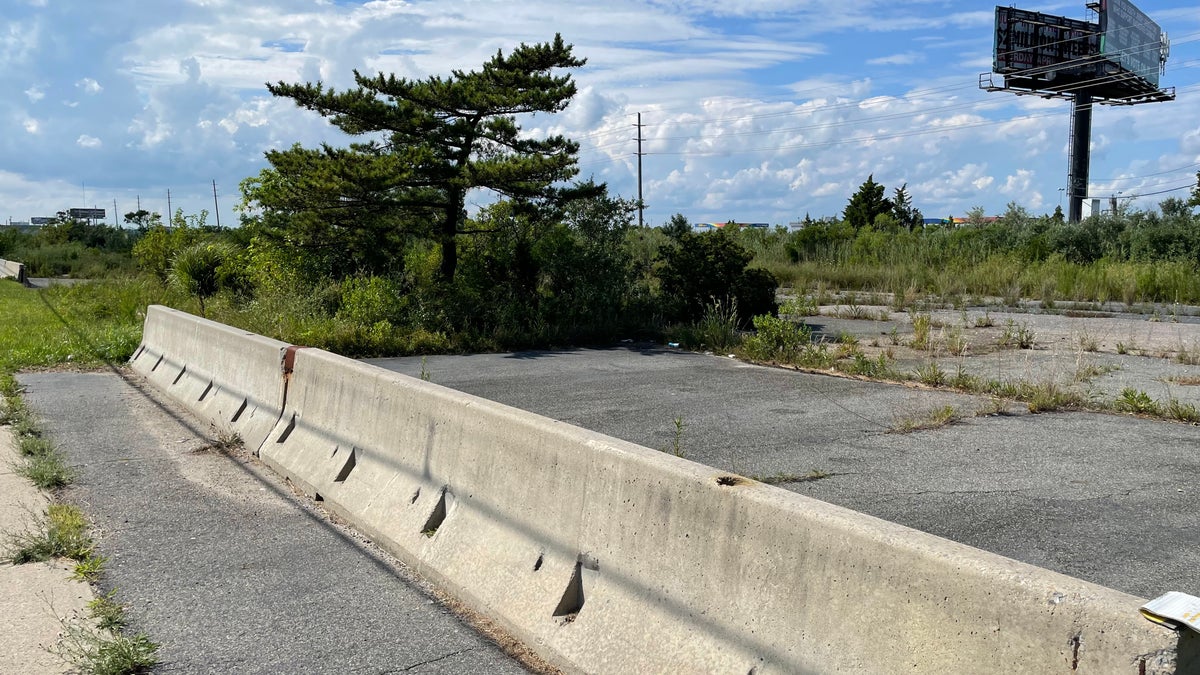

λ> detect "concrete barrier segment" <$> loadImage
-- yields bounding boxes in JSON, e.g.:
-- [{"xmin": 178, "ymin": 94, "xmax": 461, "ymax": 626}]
[
  {"xmin": 262, "ymin": 346, "xmax": 1195, "ymax": 674},
  {"xmin": 130, "ymin": 305, "xmax": 290, "ymax": 451},
  {"xmin": 0, "ymin": 258, "xmax": 27, "ymax": 286}
]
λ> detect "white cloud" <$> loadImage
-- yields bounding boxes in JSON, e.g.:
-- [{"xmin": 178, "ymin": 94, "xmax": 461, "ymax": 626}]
[
  {"xmin": 23, "ymin": 117, "xmax": 40, "ymax": 134},
  {"xmin": 76, "ymin": 78, "xmax": 103, "ymax": 94},
  {"xmin": 76, "ymin": 134, "xmax": 102, "ymax": 148},
  {"xmin": 24, "ymin": 86, "xmax": 44, "ymax": 102},
  {"xmin": 866, "ymin": 52, "xmax": 921, "ymax": 67}
]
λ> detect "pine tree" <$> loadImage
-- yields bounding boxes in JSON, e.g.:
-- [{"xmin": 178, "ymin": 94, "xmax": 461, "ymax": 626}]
[
  {"xmin": 255, "ymin": 35, "xmax": 593, "ymax": 281},
  {"xmin": 843, "ymin": 175, "xmax": 892, "ymax": 230}
]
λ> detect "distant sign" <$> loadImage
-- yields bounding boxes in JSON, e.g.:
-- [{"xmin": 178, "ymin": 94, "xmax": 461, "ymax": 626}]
[
  {"xmin": 1100, "ymin": 0, "xmax": 1164, "ymax": 87},
  {"xmin": 30, "ymin": 217, "xmax": 55, "ymax": 225},
  {"xmin": 68, "ymin": 208, "xmax": 106, "ymax": 220}
]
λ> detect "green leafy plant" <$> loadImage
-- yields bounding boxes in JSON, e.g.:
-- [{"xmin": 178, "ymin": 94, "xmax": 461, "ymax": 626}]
[
  {"xmin": 1115, "ymin": 388, "xmax": 1160, "ymax": 415},
  {"xmin": 4, "ymin": 503, "xmax": 92, "ymax": 564},
  {"xmin": 742, "ymin": 314, "xmax": 811, "ymax": 362}
]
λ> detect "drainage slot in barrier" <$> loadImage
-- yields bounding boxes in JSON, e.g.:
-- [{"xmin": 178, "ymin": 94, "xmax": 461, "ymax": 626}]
[
  {"xmin": 333, "ymin": 448, "xmax": 357, "ymax": 483},
  {"xmin": 198, "ymin": 381, "xmax": 213, "ymax": 402},
  {"xmin": 172, "ymin": 366, "xmax": 187, "ymax": 385},
  {"xmin": 274, "ymin": 413, "xmax": 296, "ymax": 442},
  {"xmin": 553, "ymin": 560, "xmax": 585, "ymax": 620},
  {"xmin": 151, "ymin": 355, "xmax": 163, "ymax": 372},
  {"xmin": 421, "ymin": 487, "xmax": 449, "ymax": 537},
  {"xmin": 533, "ymin": 553, "xmax": 544, "ymax": 572},
  {"xmin": 314, "ymin": 492, "xmax": 324, "ymax": 502},
  {"xmin": 231, "ymin": 398, "xmax": 249, "ymax": 423}
]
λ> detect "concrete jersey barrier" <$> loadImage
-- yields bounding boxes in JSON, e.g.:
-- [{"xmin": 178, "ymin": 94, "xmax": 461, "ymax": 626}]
[
  {"xmin": 0, "ymin": 258, "xmax": 27, "ymax": 285},
  {"xmin": 257, "ymin": 346, "xmax": 1195, "ymax": 674},
  {"xmin": 130, "ymin": 305, "xmax": 289, "ymax": 450}
]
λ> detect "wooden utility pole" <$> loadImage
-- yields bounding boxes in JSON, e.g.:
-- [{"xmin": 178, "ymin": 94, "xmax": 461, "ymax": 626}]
[
  {"xmin": 634, "ymin": 112, "xmax": 645, "ymax": 228},
  {"xmin": 212, "ymin": 180, "xmax": 221, "ymax": 228}
]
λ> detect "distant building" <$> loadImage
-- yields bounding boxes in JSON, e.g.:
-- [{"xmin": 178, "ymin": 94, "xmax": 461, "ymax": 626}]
[{"xmin": 692, "ymin": 222, "xmax": 769, "ymax": 232}]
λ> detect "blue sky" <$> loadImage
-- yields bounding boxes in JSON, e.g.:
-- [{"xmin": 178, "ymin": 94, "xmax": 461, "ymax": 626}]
[{"xmin": 2, "ymin": 0, "xmax": 1198, "ymax": 227}]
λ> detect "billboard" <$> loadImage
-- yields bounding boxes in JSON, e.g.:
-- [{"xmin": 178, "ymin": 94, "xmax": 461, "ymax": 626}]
[
  {"xmin": 68, "ymin": 208, "xmax": 106, "ymax": 219},
  {"xmin": 1099, "ymin": 0, "xmax": 1164, "ymax": 87},
  {"xmin": 994, "ymin": 7, "xmax": 1098, "ymax": 78},
  {"xmin": 30, "ymin": 217, "xmax": 55, "ymax": 225},
  {"xmin": 990, "ymin": 4, "xmax": 1170, "ymax": 102}
]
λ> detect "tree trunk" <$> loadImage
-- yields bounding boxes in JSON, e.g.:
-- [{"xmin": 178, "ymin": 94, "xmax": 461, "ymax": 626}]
[{"xmin": 439, "ymin": 188, "xmax": 462, "ymax": 283}]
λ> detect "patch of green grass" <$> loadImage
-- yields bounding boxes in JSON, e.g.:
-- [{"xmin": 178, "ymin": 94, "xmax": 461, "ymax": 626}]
[
  {"xmin": 1115, "ymin": 388, "xmax": 1160, "ymax": 415},
  {"xmin": 913, "ymin": 361, "xmax": 947, "ymax": 387},
  {"xmin": 4, "ymin": 503, "xmax": 93, "ymax": 564},
  {"xmin": 0, "ymin": 280, "xmax": 155, "ymax": 372},
  {"xmin": 1164, "ymin": 398, "xmax": 1200, "ymax": 424},
  {"xmin": 18, "ymin": 435, "xmax": 54, "ymax": 457},
  {"xmin": 18, "ymin": 451, "xmax": 76, "ymax": 489}
]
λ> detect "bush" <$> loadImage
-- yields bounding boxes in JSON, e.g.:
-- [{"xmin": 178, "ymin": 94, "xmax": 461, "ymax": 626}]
[
  {"xmin": 658, "ymin": 229, "xmax": 779, "ymax": 326},
  {"xmin": 742, "ymin": 314, "xmax": 811, "ymax": 362}
]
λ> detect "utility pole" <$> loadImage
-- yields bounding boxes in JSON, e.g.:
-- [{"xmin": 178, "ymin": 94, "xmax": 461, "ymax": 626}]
[
  {"xmin": 167, "ymin": 189, "xmax": 172, "ymax": 227},
  {"xmin": 212, "ymin": 179, "xmax": 221, "ymax": 228},
  {"xmin": 113, "ymin": 199, "xmax": 118, "ymax": 227},
  {"xmin": 634, "ymin": 112, "xmax": 645, "ymax": 228}
]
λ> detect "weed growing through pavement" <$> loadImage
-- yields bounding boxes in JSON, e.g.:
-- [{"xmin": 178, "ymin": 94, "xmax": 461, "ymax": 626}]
[
  {"xmin": 1116, "ymin": 388, "xmax": 1158, "ymax": 415},
  {"xmin": 780, "ymin": 295, "xmax": 819, "ymax": 317},
  {"xmin": 3, "ymin": 503, "xmax": 93, "ymax": 564},
  {"xmin": 913, "ymin": 361, "xmax": 947, "ymax": 388},
  {"xmin": 891, "ymin": 405, "xmax": 959, "ymax": 433},
  {"xmin": 696, "ymin": 299, "xmax": 741, "ymax": 352},
  {"xmin": 51, "ymin": 609, "xmax": 159, "ymax": 675},
  {"xmin": 669, "ymin": 416, "xmax": 686, "ymax": 458},
  {"xmin": 999, "ymin": 319, "xmax": 1036, "ymax": 349},
  {"xmin": 909, "ymin": 311, "xmax": 932, "ymax": 351}
]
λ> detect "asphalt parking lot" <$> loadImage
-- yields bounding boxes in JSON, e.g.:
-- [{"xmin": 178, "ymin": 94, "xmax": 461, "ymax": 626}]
[{"xmin": 368, "ymin": 343, "xmax": 1200, "ymax": 600}]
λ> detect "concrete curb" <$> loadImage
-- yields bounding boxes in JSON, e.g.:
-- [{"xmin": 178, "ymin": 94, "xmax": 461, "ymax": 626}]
[
  {"xmin": 136, "ymin": 308, "xmax": 1198, "ymax": 673},
  {"xmin": 0, "ymin": 427, "xmax": 93, "ymax": 675}
]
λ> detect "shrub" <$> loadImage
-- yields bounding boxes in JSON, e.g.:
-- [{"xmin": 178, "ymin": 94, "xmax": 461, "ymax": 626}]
[{"xmin": 742, "ymin": 314, "xmax": 811, "ymax": 362}]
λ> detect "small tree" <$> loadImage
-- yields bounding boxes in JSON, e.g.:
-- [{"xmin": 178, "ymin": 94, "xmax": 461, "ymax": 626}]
[
  {"xmin": 1188, "ymin": 172, "xmax": 1200, "ymax": 210},
  {"xmin": 170, "ymin": 241, "xmax": 234, "ymax": 317},
  {"xmin": 844, "ymin": 175, "xmax": 892, "ymax": 230},
  {"xmin": 662, "ymin": 213, "xmax": 691, "ymax": 240},
  {"xmin": 890, "ymin": 184, "xmax": 923, "ymax": 231}
]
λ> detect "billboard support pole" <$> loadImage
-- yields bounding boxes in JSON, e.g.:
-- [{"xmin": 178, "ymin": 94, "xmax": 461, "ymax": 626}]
[{"xmin": 1067, "ymin": 93, "xmax": 1092, "ymax": 222}]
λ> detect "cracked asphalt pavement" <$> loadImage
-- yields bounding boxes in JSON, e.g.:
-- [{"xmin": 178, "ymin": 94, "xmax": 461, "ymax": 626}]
[
  {"xmin": 19, "ymin": 370, "xmax": 530, "ymax": 674},
  {"xmin": 369, "ymin": 346, "xmax": 1200, "ymax": 600}
]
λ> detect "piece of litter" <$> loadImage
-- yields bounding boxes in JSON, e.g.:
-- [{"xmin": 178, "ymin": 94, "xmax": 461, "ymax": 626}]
[{"xmin": 1140, "ymin": 591, "xmax": 1200, "ymax": 633}]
